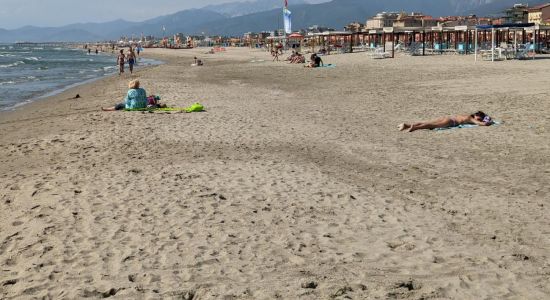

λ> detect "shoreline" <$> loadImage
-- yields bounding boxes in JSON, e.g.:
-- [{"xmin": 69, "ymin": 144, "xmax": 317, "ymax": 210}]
[
  {"xmin": 1, "ymin": 47, "xmax": 550, "ymax": 299},
  {"xmin": 0, "ymin": 47, "xmax": 163, "ymax": 113}
]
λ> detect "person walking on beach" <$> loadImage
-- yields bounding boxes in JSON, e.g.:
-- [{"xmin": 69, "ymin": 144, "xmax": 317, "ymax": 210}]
[
  {"xmin": 398, "ymin": 111, "xmax": 494, "ymax": 132},
  {"xmin": 272, "ymin": 49, "xmax": 279, "ymax": 61},
  {"xmin": 127, "ymin": 48, "xmax": 136, "ymax": 74},
  {"xmin": 117, "ymin": 49, "xmax": 125, "ymax": 75}
]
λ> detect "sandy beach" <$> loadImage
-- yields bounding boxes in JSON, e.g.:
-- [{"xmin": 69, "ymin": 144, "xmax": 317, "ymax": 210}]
[{"xmin": 1, "ymin": 48, "xmax": 550, "ymax": 299}]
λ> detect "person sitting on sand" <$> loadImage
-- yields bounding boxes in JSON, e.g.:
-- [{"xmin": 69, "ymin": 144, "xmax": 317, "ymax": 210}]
[
  {"xmin": 398, "ymin": 111, "xmax": 494, "ymax": 132},
  {"xmin": 290, "ymin": 52, "xmax": 305, "ymax": 64},
  {"xmin": 193, "ymin": 56, "xmax": 203, "ymax": 66},
  {"xmin": 306, "ymin": 54, "xmax": 323, "ymax": 68},
  {"xmin": 102, "ymin": 80, "xmax": 148, "ymax": 111},
  {"xmin": 295, "ymin": 53, "xmax": 306, "ymax": 64},
  {"xmin": 286, "ymin": 51, "xmax": 296, "ymax": 62}
]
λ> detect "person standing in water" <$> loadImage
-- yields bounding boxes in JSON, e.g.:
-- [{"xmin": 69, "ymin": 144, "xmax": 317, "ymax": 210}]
[
  {"xmin": 117, "ymin": 49, "xmax": 125, "ymax": 75},
  {"xmin": 127, "ymin": 48, "xmax": 136, "ymax": 74}
]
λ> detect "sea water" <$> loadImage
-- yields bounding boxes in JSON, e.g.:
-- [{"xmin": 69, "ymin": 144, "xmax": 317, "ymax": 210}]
[{"xmin": 0, "ymin": 44, "xmax": 160, "ymax": 111}]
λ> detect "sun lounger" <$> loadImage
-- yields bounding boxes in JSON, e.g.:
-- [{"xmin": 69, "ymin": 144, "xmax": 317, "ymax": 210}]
[
  {"xmin": 368, "ymin": 47, "xmax": 390, "ymax": 59},
  {"xmin": 480, "ymin": 49, "xmax": 505, "ymax": 61},
  {"xmin": 404, "ymin": 43, "xmax": 422, "ymax": 56},
  {"xmin": 516, "ymin": 45, "xmax": 535, "ymax": 60}
]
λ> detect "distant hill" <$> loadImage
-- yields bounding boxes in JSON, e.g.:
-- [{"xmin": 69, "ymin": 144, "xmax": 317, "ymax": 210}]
[
  {"xmin": 0, "ymin": 9, "xmax": 228, "ymax": 42},
  {"xmin": 109, "ymin": 9, "xmax": 228, "ymax": 38},
  {"xmin": 203, "ymin": 0, "xmax": 309, "ymax": 17},
  {"xmin": 1, "ymin": 0, "xmax": 547, "ymax": 42},
  {"xmin": 0, "ymin": 26, "xmax": 103, "ymax": 43},
  {"xmin": 198, "ymin": 0, "xmax": 458, "ymax": 35},
  {"xmin": 57, "ymin": 20, "xmax": 139, "ymax": 38}
]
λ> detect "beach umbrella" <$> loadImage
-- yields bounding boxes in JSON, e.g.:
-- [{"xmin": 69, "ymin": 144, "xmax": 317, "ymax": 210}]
[{"xmin": 288, "ymin": 33, "xmax": 304, "ymax": 39}]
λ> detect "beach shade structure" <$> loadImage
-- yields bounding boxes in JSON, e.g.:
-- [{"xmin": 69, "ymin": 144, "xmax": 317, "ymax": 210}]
[
  {"xmin": 307, "ymin": 31, "xmax": 355, "ymax": 55},
  {"xmin": 287, "ymin": 33, "xmax": 305, "ymax": 51},
  {"xmin": 474, "ymin": 23, "xmax": 550, "ymax": 62}
]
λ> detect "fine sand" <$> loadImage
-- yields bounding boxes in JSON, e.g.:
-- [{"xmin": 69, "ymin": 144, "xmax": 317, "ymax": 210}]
[{"xmin": 1, "ymin": 48, "xmax": 549, "ymax": 299}]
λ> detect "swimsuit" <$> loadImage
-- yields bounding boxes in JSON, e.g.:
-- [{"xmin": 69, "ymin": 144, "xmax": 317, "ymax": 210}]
[{"xmin": 450, "ymin": 117, "xmax": 458, "ymax": 127}]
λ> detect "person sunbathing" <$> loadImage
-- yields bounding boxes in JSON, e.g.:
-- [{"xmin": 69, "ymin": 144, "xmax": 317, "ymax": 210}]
[
  {"xmin": 398, "ymin": 111, "xmax": 493, "ymax": 132},
  {"xmin": 102, "ymin": 80, "xmax": 148, "ymax": 111}
]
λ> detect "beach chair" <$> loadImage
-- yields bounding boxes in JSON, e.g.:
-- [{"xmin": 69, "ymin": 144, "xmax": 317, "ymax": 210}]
[
  {"xmin": 394, "ymin": 42, "xmax": 403, "ymax": 52},
  {"xmin": 369, "ymin": 47, "xmax": 390, "ymax": 59},
  {"xmin": 457, "ymin": 43, "xmax": 466, "ymax": 54},
  {"xmin": 404, "ymin": 42, "xmax": 421, "ymax": 56},
  {"xmin": 481, "ymin": 48, "xmax": 504, "ymax": 61},
  {"xmin": 516, "ymin": 44, "xmax": 535, "ymax": 60}
]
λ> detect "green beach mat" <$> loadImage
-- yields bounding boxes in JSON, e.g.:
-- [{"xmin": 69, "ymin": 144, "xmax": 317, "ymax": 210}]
[{"xmin": 124, "ymin": 103, "xmax": 205, "ymax": 113}]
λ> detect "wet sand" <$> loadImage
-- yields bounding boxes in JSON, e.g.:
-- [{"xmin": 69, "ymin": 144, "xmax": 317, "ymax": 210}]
[{"xmin": 1, "ymin": 48, "xmax": 549, "ymax": 299}]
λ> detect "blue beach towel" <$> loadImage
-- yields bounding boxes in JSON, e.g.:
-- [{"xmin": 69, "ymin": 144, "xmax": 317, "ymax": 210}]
[
  {"xmin": 318, "ymin": 64, "xmax": 335, "ymax": 68},
  {"xmin": 434, "ymin": 121, "xmax": 501, "ymax": 131}
]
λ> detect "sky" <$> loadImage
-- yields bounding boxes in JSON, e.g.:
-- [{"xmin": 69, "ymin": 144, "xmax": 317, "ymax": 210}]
[{"xmin": 0, "ymin": 0, "xmax": 325, "ymax": 29}]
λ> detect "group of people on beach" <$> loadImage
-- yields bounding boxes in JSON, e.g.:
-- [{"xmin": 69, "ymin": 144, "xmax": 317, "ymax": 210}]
[
  {"xmin": 276, "ymin": 49, "xmax": 323, "ymax": 67},
  {"xmin": 117, "ymin": 47, "xmax": 139, "ymax": 75},
  {"xmin": 286, "ymin": 51, "xmax": 306, "ymax": 64},
  {"xmin": 101, "ymin": 48, "xmax": 496, "ymax": 132}
]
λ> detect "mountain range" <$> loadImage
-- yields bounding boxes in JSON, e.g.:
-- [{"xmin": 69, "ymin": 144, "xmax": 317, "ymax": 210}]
[
  {"xmin": 0, "ymin": 0, "xmax": 548, "ymax": 42},
  {"xmin": 204, "ymin": 0, "xmax": 309, "ymax": 17}
]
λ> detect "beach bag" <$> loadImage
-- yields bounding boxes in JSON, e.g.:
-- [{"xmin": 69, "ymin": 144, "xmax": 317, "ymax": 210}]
[
  {"xmin": 147, "ymin": 95, "xmax": 161, "ymax": 106},
  {"xmin": 185, "ymin": 102, "xmax": 204, "ymax": 113}
]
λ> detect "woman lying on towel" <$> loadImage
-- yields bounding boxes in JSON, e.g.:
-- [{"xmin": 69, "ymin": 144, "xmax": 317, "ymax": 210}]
[
  {"xmin": 398, "ymin": 111, "xmax": 493, "ymax": 132},
  {"xmin": 102, "ymin": 80, "xmax": 165, "ymax": 111}
]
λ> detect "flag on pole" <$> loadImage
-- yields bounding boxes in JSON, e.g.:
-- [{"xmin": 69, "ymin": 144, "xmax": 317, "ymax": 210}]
[{"xmin": 283, "ymin": 7, "xmax": 292, "ymax": 34}]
